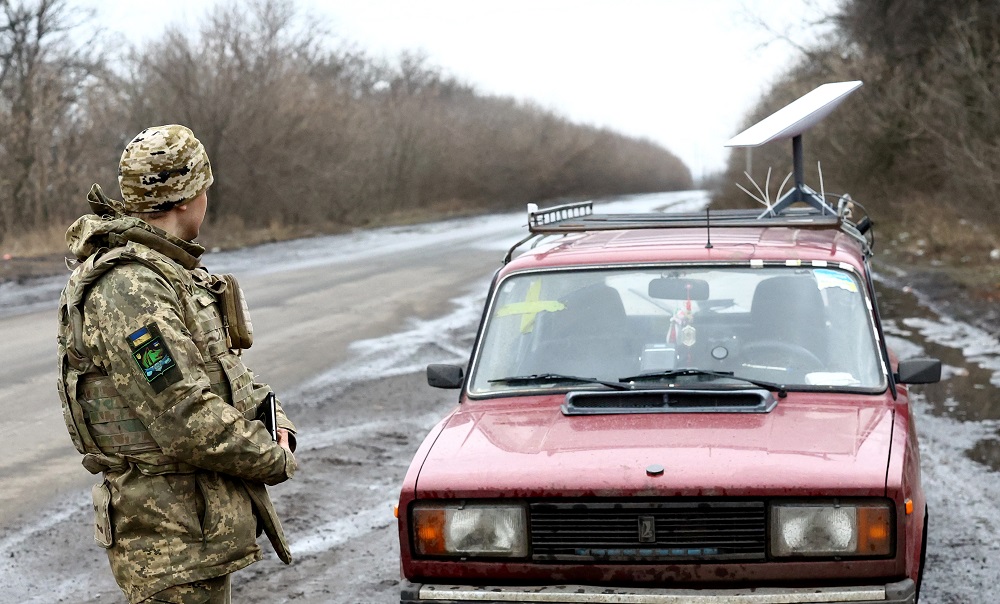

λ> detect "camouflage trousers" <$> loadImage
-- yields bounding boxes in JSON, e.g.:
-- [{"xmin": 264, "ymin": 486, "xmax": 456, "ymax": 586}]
[{"xmin": 140, "ymin": 575, "xmax": 231, "ymax": 604}]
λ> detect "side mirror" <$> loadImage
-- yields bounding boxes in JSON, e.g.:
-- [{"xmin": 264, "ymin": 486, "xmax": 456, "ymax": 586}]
[
  {"xmin": 896, "ymin": 358, "xmax": 942, "ymax": 384},
  {"xmin": 649, "ymin": 277, "xmax": 709, "ymax": 300},
  {"xmin": 427, "ymin": 364, "xmax": 464, "ymax": 389}
]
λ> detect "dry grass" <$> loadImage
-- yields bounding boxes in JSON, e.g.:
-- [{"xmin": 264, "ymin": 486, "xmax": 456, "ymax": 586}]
[
  {"xmin": 876, "ymin": 194, "xmax": 1000, "ymax": 293},
  {"xmin": 0, "ymin": 198, "xmax": 491, "ymax": 264},
  {"xmin": 880, "ymin": 195, "xmax": 999, "ymax": 264}
]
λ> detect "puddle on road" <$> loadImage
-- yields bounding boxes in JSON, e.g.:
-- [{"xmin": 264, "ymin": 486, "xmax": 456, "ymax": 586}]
[{"xmin": 876, "ymin": 282, "xmax": 1000, "ymax": 471}]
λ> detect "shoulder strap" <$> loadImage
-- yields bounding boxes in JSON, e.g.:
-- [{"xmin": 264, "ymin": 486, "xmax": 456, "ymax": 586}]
[
  {"xmin": 61, "ymin": 247, "xmax": 127, "ymax": 373},
  {"xmin": 61, "ymin": 246, "xmax": 180, "ymax": 371}
]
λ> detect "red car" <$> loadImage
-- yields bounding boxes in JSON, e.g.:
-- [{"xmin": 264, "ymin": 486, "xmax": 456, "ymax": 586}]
[{"xmin": 397, "ymin": 83, "xmax": 940, "ymax": 604}]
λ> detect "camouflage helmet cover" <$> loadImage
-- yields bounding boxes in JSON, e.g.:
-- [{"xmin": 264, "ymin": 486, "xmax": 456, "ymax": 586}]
[{"xmin": 118, "ymin": 125, "xmax": 214, "ymax": 213}]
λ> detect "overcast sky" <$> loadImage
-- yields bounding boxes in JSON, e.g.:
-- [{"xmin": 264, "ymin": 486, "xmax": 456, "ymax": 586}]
[{"xmin": 88, "ymin": 0, "xmax": 833, "ymax": 178}]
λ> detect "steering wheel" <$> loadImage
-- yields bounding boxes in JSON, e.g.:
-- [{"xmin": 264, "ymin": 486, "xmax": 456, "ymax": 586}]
[{"xmin": 740, "ymin": 340, "xmax": 824, "ymax": 373}]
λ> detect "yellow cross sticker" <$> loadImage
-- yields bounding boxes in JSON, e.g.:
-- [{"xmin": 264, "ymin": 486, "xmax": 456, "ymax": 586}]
[{"xmin": 495, "ymin": 279, "xmax": 564, "ymax": 333}]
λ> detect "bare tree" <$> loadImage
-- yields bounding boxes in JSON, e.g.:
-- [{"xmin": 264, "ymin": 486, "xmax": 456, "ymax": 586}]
[
  {"xmin": 0, "ymin": 0, "xmax": 101, "ymax": 244},
  {"xmin": 0, "ymin": 0, "xmax": 693, "ymax": 251}
]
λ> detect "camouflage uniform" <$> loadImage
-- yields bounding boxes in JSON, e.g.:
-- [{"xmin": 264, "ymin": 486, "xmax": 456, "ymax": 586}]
[{"xmin": 57, "ymin": 126, "xmax": 296, "ymax": 603}]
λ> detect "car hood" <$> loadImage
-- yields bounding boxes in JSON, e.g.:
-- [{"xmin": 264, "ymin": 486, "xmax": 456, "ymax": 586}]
[{"xmin": 414, "ymin": 393, "xmax": 894, "ymax": 499}]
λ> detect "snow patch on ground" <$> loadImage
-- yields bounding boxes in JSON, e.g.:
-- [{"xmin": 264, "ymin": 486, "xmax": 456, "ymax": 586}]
[
  {"xmin": 912, "ymin": 394, "xmax": 1000, "ymax": 603},
  {"xmin": 295, "ymin": 284, "xmax": 486, "ymax": 398},
  {"xmin": 902, "ymin": 315, "xmax": 1000, "ymax": 387}
]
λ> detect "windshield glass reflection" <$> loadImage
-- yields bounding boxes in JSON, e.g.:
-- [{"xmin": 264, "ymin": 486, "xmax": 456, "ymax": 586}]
[{"xmin": 469, "ymin": 266, "xmax": 885, "ymax": 395}]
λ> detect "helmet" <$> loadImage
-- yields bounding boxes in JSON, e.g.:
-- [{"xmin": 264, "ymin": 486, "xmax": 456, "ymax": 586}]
[{"xmin": 118, "ymin": 125, "xmax": 214, "ymax": 213}]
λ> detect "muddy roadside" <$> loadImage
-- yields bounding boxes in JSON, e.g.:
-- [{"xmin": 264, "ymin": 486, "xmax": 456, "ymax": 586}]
[{"xmin": 873, "ymin": 260, "xmax": 1000, "ymax": 337}]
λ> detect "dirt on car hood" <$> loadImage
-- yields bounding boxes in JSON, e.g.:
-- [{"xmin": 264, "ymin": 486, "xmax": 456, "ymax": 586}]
[{"xmin": 414, "ymin": 393, "xmax": 895, "ymax": 499}]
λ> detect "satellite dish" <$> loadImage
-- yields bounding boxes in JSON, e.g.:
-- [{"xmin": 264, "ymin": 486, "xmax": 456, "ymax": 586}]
[
  {"xmin": 725, "ymin": 81, "xmax": 863, "ymax": 148},
  {"xmin": 724, "ymin": 81, "xmax": 863, "ymax": 217}
]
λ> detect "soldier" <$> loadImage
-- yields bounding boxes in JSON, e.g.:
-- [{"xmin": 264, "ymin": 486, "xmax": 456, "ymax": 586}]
[{"xmin": 56, "ymin": 125, "xmax": 297, "ymax": 604}]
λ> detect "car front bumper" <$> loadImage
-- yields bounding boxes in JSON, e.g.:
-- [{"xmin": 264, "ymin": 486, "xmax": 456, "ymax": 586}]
[{"xmin": 401, "ymin": 578, "xmax": 916, "ymax": 604}]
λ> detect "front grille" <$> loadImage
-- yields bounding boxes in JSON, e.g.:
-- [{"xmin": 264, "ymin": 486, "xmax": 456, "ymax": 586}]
[{"xmin": 529, "ymin": 500, "xmax": 766, "ymax": 562}]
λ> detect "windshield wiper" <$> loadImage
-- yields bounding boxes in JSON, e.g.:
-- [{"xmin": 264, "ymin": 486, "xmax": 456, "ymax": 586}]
[
  {"xmin": 489, "ymin": 373, "xmax": 631, "ymax": 391},
  {"xmin": 619, "ymin": 368, "xmax": 788, "ymax": 398}
]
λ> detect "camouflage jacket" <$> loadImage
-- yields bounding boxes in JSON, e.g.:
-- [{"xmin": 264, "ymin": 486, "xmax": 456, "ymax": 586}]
[{"xmin": 57, "ymin": 212, "xmax": 296, "ymax": 603}]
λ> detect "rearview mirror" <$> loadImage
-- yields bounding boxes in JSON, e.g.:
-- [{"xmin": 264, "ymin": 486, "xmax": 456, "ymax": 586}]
[
  {"xmin": 427, "ymin": 364, "xmax": 464, "ymax": 389},
  {"xmin": 648, "ymin": 278, "xmax": 709, "ymax": 300},
  {"xmin": 896, "ymin": 358, "xmax": 941, "ymax": 384}
]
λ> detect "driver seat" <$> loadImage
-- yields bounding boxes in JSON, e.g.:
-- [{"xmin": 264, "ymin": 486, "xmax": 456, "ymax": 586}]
[
  {"xmin": 748, "ymin": 275, "xmax": 827, "ymax": 361},
  {"xmin": 521, "ymin": 284, "xmax": 635, "ymax": 379}
]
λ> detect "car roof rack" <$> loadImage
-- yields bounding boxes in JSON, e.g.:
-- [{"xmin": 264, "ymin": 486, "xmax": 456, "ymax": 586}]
[{"xmin": 504, "ymin": 81, "xmax": 872, "ymax": 264}]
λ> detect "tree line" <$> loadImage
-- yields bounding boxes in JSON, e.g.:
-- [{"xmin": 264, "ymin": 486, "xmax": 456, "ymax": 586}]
[
  {"xmin": 713, "ymin": 0, "xmax": 1000, "ymax": 262},
  {"xmin": 0, "ymin": 0, "xmax": 692, "ymax": 251}
]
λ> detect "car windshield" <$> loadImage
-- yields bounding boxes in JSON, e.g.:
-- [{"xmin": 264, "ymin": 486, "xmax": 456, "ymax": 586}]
[{"xmin": 468, "ymin": 265, "xmax": 886, "ymax": 395}]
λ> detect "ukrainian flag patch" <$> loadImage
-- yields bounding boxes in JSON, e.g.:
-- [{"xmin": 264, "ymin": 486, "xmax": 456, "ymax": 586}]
[{"xmin": 126, "ymin": 324, "xmax": 182, "ymax": 393}]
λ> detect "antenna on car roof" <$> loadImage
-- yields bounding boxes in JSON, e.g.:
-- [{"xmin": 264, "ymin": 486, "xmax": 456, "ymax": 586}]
[
  {"xmin": 704, "ymin": 208, "xmax": 713, "ymax": 249},
  {"xmin": 725, "ymin": 81, "xmax": 863, "ymax": 219}
]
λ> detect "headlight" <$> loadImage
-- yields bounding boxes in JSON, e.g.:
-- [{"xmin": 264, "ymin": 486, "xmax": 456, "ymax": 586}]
[
  {"xmin": 770, "ymin": 501, "xmax": 892, "ymax": 557},
  {"xmin": 412, "ymin": 502, "xmax": 528, "ymax": 557}
]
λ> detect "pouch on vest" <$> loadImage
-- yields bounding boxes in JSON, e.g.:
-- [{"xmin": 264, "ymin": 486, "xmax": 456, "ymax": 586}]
[
  {"xmin": 92, "ymin": 481, "xmax": 114, "ymax": 548},
  {"xmin": 218, "ymin": 274, "xmax": 253, "ymax": 350}
]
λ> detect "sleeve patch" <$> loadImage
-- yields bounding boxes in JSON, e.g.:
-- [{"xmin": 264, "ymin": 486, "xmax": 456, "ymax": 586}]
[{"xmin": 127, "ymin": 324, "xmax": 182, "ymax": 393}]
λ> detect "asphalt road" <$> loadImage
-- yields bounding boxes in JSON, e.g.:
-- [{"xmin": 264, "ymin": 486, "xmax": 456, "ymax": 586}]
[{"xmin": 1, "ymin": 191, "xmax": 997, "ymax": 603}]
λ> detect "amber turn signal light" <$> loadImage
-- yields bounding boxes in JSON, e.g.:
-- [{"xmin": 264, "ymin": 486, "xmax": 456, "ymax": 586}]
[
  {"xmin": 412, "ymin": 508, "xmax": 447, "ymax": 555},
  {"xmin": 858, "ymin": 506, "xmax": 892, "ymax": 556}
]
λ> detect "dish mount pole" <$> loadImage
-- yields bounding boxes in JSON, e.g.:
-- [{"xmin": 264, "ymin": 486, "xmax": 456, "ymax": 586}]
[
  {"xmin": 792, "ymin": 134, "xmax": 804, "ymax": 205},
  {"xmin": 764, "ymin": 132, "xmax": 830, "ymax": 216}
]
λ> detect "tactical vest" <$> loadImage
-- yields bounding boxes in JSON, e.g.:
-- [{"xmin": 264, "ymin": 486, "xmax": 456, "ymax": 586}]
[{"xmin": 57, "ymin": 241, "xmax": 257, "ymax": 476}]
